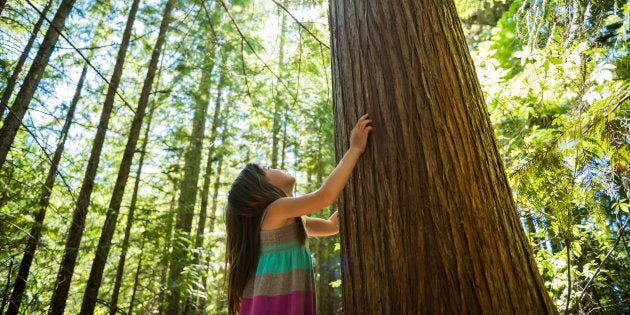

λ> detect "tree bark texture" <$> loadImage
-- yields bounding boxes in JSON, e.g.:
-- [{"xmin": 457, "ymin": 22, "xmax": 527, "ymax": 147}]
[
  {"xmin": 328, "ymin": 1, "xmax": 557, "ymax": 314},
  {"xmin": 0, "ymin": 0, "xmax": 52, "ymax": 123},
  {"xmin": 0, "ymin": 0, "xmax": 77, "ymax": 169}
]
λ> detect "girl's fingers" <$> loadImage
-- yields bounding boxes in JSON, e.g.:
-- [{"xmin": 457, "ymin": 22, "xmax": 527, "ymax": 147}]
[{"xmin": 356, "ymin": 114, "xmax": 369, "ymax": 124}]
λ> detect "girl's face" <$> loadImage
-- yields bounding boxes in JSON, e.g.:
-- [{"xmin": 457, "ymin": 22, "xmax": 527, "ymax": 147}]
[{"xmin": 263, "ymin": 167, "xmax": 295, "ymax": 196}]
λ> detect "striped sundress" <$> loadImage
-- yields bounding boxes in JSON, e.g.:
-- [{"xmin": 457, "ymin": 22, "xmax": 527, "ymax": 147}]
[{"xmin": 240, "ymin": 218, "xmax": 316, "ymax": 315}]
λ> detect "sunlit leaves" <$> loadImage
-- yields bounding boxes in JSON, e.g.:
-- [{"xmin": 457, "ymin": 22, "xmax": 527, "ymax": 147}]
[{"xmin": 469, "ymin": 1, "xmax": 630, "ymax": 312}]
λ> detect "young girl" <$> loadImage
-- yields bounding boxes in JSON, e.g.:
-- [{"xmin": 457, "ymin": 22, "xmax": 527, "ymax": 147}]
[{"xmin": 226, "ymin": 114, "xmax": 373, "ymax": 315}]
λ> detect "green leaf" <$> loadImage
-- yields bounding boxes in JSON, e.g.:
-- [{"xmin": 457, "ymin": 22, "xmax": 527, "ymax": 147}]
[
  {"xmin": 613, "ymin": 199, "xmax": 629, "ymax": 214},
  {"xmin": 334, "ymin": 242, "xmax": 341, "ymax": 252}
]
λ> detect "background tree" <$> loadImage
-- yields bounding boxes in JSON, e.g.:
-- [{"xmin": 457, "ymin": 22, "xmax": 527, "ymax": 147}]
[
  {"xmin": 0, "ymin": 0, "xmax": 77, "ymax": 168},
  {"xmin": 5, "ymin": 16, "xmax": 97, "ymax": 312},
  {"xmin": 78, "ymin": 0, "xmax": 152, "ymax": 311},
  {"xmin": 0, "ymin": 0, "xmax": 52, "ymax": 123},
  {"xmin": 46, "ymin": 0, "xmax": 143, "ymax": 311}
]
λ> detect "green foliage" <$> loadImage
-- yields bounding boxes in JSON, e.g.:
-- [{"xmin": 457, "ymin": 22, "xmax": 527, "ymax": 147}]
[{"xmin": 469, "ymin": 1, "xmax": 630, "ymax": 312}]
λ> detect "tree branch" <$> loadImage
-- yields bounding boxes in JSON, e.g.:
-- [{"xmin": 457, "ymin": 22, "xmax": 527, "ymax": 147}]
[
  {"xmin": 578, "ymin": 217, "xmax": 630, "ymax": 305},
  {"xmin": 270, "ymin": 0, "xmax": 329, "ymax": 50},
  {"xmin": 24, "ymin": 0, "xmax": 137, "ymax": 114},
  {"xmin": 213, "ymin": 0, "xmax": 298, "ymax": 105}
]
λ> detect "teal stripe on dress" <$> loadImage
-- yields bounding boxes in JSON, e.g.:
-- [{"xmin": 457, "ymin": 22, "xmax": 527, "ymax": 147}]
[
  {"xmin": 256, "ymin": 246, "xmax": 313, "ymax": 275},
  {"xmin": 261, "ymin": 239, "xmax": 301, "ymax": 254}
]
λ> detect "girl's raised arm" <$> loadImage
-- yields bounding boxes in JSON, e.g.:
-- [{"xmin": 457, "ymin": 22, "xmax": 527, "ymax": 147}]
[{"xmin": 265, "ymin": 114, "xmax": 373, "ymax": 221}]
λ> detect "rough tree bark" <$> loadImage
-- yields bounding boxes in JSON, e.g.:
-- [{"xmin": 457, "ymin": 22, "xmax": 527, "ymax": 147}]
[
  {"xmin": 0, "ymin": 0, "xmax": 77, "ymax": 169},
  {"xmin": 0, "ymin": 0, "xmax": 52, "ymax": 123},
  {"xmin": 329, "ymin": 1, "xmax": 557, "ymax": 314},
  {"xmin": 80, "ymin": 0, "xmax": 173, "ymax": 312}
]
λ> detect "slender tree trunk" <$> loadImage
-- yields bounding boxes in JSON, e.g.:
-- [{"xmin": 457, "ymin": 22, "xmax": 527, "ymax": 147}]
[
  {"xmin": 128, "ymin": 232, "xmax": 146, "ymax": 315},
  {"xmin": 81, "ymin": 0, "xmax": 175, "ymax": 314},
  {"xmin": 271, "ymin": 0, "xmax": 288, "ymax": 169},
  {"xmin": 280, "ymin": 109, "xmax": 288, "ymax": 170},
  {"xmin": 187, "ymin": 64, "xmax": 223, "ymax": 313},
  {"xmin": 80, "ymin": 0, "xmax": 173, "ymax": 312},
  {"xmin": 316, "ymin": 236, "xmax": 338, "ymax": 315},
  {"xmin": 0, "ymin": 0, "xmax": 77, "ymax": 169},
  {"xmin": 193, "ymin": 62, "xmax": 223, "ymax": 262},
  {"xmin": 167, "ymin": 35, "xmax": 215, "ymax": 315},
  {"xmin": 208, "ymin": 157, "xmax": 223, "ymax": 237},
  {"xmin": 202, "ymin": 136, "xmax": 226, "ymax": 310},
  {"xmin": 0, "ymin": 256, "xmax": 14, "ymax": 314},
  {"xmin": 108, "ymin": 103, "xmax": 155, "ymax": 315},
  {"xmin": 313, "ymin": 138, "xmax": 338, "ymax": 315},
  {"xmin": 6, "ymin": 55, "xmax": 88, "ymax": 315},
  {"xmin": 0, "ymin": 0, "xmax": 52, "ymax": 124},
  {"xmin": 158, "ymin": 179, "xmax": 178, "ymax": 313},
  {"xmin": 208, "ymin": 95, "xmax": 230, "ymax": 237},
  {"xmin": 47, "ymin": 1, "xmax": 136, "ymax": 313},
  {"xmin": 0, "ymin": 166, "xmax": 12, "ymax": 209},
  {"xmin": 329, "ymin": 1, "xmax": 557, "ymax": 314}
]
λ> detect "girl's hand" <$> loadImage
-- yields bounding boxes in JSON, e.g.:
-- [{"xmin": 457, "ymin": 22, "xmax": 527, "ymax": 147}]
[
  {"xmin": 350, "ymin": 114, "xmax": 373, "ymax": 153},
  {"xmin": 330, "ymin": 211, "xmax": 340, "ymax": 228},
  {"xmin": 265, "ymin": 115, "xmax": 372, "ymax": 222}
]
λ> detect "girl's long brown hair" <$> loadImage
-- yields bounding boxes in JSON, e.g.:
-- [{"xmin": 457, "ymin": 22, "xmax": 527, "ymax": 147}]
[{"xmin": 225, "ymin": 164, "xmax": 306, "ymax": 315}]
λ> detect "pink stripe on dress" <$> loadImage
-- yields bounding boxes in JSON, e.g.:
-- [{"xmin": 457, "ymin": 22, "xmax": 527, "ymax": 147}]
[{"xmin": 240, "ymin": 291, "xmax": 316, "ymax": 315}]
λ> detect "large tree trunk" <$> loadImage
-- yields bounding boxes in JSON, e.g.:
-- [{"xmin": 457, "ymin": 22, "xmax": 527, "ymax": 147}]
[
  {"xmin": 166, "ymin": 27, "xmax": 214, "ymax": 314},
  {"xmin": 328, "ymin": 1, "xmax": 557, "ymax": 314},
  {"xmin": 6, "ymin": 49, "xmax": 88, "ymax": 315},
  {"xmin": 0, "ymin": 0, "xmax": 52, "ymax": 123},
  {"xmin": 0, "ymin": 0, "xmax": 77, "ymax": 169},
  {"xmin": 47, "ymin": 0, "xmax": 136, "ymax": 313}
]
